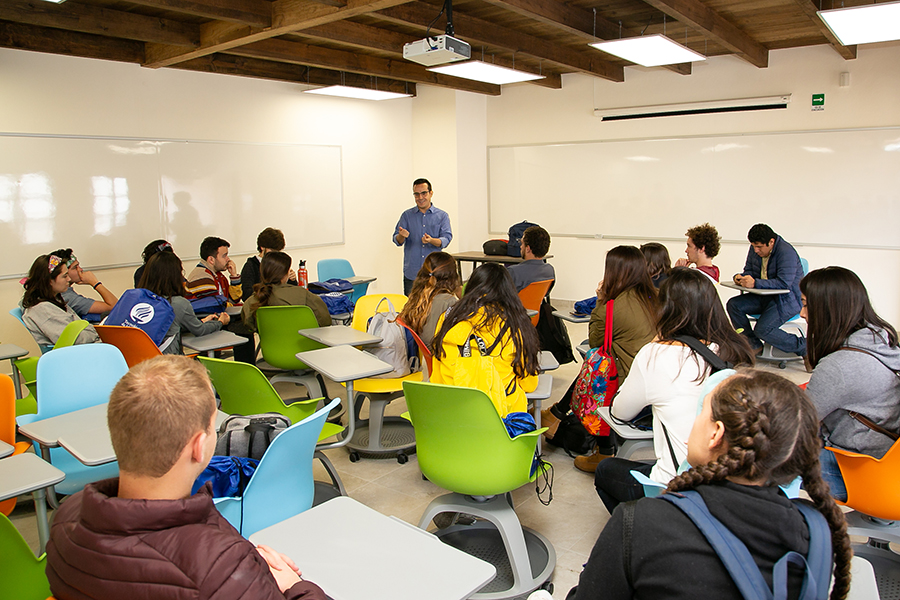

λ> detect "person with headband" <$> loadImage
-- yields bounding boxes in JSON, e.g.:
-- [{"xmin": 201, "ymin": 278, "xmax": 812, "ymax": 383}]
[
  {"xmin": 134, "ymin": 239, "xmax": 174, "ymax": 287},
  {"xmin": 397, "ymin": 251, "xmax": 461, "ymax": 348},
  {"xmin": 52, "ymin": 248, "xmax": 119, "ymax": 318},
  {"xmin": 20, "ymin": 254, "xmax": 100, "ymax": 346}
]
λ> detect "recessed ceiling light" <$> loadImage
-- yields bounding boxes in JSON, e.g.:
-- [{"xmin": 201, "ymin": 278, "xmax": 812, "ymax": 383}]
[
  {"xmin": 303, "ymin": 85, "xmax": 412, "ymax": 101},
  {"xmin": 818, "ymin": 1, "xmax": 900, "ymax": 45},
  {"xmin": 427, "ymin": 61, "xmax": 544, "ymax": 85},
  {"xmin": 589, "ymin": 34, "xmax": 706, "ymax": 67}
]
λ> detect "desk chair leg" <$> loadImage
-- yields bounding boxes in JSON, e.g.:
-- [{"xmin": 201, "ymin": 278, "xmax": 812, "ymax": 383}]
[
  {"xmin": 314, "ymin": 451, "xmax": 347, "ymax": 496},
  {"xmin": 37, "ymin": 445, "xmax": 60, "ymax": 510},
  {"xmin": 367, "ymin": 400, "xmax": 387, "ymax": 452},
  {"xmin": 533, "ymin": 399, "xmax": 543, "ymax": 455},
  {"xmin": 33, "ymin": 487, "xmax": 51, "ymax": 555},
  {"xmin": 10, "ymin": 361, "xmax": 23, "ymax": 400}
]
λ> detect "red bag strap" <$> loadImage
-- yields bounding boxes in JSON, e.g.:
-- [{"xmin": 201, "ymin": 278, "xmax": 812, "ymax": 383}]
[{"xmin": 604, "ymin": 299, "xmax": 614, "ymax": 352}]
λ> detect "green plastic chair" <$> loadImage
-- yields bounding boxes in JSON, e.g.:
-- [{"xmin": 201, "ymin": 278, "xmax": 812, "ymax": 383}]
[
  {"xmin": 198, "ymin": 357, "xmax": 346, "ymax": 496},
  {"xmin": 255, "ymin": 305, "xmax": 328, "ymax": 400},
  {"xmin": 403, "ymin": 381, "xmax": 555, "ymax": 598},
  {"xmin": 0, "ymin": 513, "xmax": 52, "ymax": 600}
]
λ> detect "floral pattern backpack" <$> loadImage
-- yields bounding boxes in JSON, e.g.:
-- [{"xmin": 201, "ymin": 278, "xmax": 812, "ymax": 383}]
[{"xmin": 571, "ymin": 300, "xmax": 618, "ymax": 436}]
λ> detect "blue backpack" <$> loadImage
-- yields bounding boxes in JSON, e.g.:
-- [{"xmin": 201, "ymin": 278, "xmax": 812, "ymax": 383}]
[
  {"xmin": 658, "ymin": 490, "xmax": 831, "ymax": 600},
  {"xmin": 105, "ymin": 288, "xmax": 176, "ymax": 349},
  {"xmin": 507, "ymin": 221, "xmax": 540, "ymax": 257}
]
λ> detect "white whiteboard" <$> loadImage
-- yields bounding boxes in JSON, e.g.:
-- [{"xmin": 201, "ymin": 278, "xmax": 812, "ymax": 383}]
[
  {"xmin": 489, "ymin": 128, "xmax": 900, "ymax": 249},
  {"xmin": 0, "ymin": 135, "xmax": 343, "ymax": 279}
]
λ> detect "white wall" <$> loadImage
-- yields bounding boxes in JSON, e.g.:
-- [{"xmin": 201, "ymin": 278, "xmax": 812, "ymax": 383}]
[{"xmin": 485, "ymin": 43, "xmax": 900, "ymax": 326}]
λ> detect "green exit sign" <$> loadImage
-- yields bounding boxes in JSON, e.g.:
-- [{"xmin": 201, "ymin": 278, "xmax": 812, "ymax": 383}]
[{"xmin": 812, "ymin": 93, "xmax": 825, "ymax": 111}]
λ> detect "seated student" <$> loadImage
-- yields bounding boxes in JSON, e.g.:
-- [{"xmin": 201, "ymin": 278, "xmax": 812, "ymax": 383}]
[
  {"xmin": 674, "ymin": 223, "xmax": 721, "ymax": 283},
  {"xmin": 594, "ymin": 268, "xmax": 755, "ymax": 514},
  {"xmin": 21, "ymin": 254, "xmax": 99, "ymax": 347},
  {"xmin": 242, "ymin": 251, "xmax": 331, "ymax": 330},
  {"xmin": 46, "ymin": 355, "xmax": 327, "ymax": 600},
  {"xmin": 727, "ymin": 223, "xmax": 806, "ymax": 356},
  {"xmin": 431, "ymin": 262, "xmax": 539, "ymax": 418},
  {"xmin": 568, "ymin": 369, "xmax": 852, "ymax": 600},
  {"xmin": 639, "ymin": 242, "xmax": 671, "ymax": 288},
  {"xmin": 140, "ymin": 251, "xmax": 229, "ymax": 355},
  {"xmin": 397, "ymin": 251, "xmax": 461, "ymax": 348},
  {"xmin": 507, "ymin": 225, "xmax": 555, "ymax": 293},
  {"xmin": 185, "ymin": 236, "xmax": 242, "ymax": 305},
  {"xmin": 242, "ymin": 228, "xmax": 297, "ymax": 301},
  {"xmin": 52, "ymin": 248, "xmax": 119, "ymax": 318},
  {"xmin": 801, "ymin": 266, "xmax": 900, "ymax": 502},
  {"xmin": 134, "ymin": 239, "xmax": 173, "ymax": 287}
]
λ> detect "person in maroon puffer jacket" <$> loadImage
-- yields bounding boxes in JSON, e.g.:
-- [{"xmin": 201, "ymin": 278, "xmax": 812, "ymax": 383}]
[{"xmin": 46, "ymin": 355, "xmax": 328, "ymax": 600}]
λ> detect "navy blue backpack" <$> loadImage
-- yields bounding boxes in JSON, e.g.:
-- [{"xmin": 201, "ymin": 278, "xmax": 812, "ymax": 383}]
[
  {"xmin": 104, "ymin": 288, "xmax": 176, "ymax": 349},
  {"xmin": 507, "ymin": 221, "xmax": 540, "ymax": 257}
]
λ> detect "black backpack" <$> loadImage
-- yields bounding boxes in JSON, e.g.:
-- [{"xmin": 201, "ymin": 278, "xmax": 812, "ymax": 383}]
[
  {"xmin": 215, "ymin": 413, "xmax": 291, "ymax": 460},
  {"xmin": 536, "ymin": 299, "xmax": 575, "ymax": 365},
  {"xmin": 507, "ymin": 221, "xmax": 540, "ymax": 257}
]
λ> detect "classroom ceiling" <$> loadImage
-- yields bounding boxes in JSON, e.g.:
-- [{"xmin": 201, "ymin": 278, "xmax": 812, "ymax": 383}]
[{"xmin": 0, "ymin": 0, "xmax": 879, "ymax": 97}]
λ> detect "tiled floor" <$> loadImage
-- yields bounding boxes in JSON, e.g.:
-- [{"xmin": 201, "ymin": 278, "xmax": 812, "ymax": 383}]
[{"xmin": 9, "ymin": 310, "xmax": 813, "ymax": 599}]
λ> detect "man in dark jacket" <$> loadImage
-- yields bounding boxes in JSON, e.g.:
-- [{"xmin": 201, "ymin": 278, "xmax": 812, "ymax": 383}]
[
  {"xmin": 727, "ymin": 223, "xmax": 806, "ymax": 356},
  {"xmin": 46, "ymin": 355, "xmax": 328, "ymax": 600}
]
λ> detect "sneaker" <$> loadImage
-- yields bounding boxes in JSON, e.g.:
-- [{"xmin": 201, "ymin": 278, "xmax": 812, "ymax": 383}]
[
  {"xmin": 574, "ymin": 448, "xmax": 613, "ymax": 473},
  {"xmin": 540, "ymin": 408, "xmax": 561, "ymax": 439}
]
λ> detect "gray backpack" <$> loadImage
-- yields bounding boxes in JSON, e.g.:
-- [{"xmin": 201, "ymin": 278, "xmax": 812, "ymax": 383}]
[{"xmin": 215, "ymin": 413, "xmax": 291, "ymax": 460}]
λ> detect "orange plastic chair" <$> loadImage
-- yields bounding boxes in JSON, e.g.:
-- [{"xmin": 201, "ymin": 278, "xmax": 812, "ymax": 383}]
[
  {"xmin": 827, "ymin": 440, "xmax": 900, "ymax": 520},
  {"xmin": 517, "ymin": 279, "xmax": 553, "ymax": 327},
  {"xmin": 397, "ymin": 317, "xmax": 433, "ymax": 377},
  {"xmin": 95, "ymin": 325, "xmax": 163, "ymax": 368},
  {"xmin": 1, "ymin": 374, "xmax": 31, "ymax": 515}
]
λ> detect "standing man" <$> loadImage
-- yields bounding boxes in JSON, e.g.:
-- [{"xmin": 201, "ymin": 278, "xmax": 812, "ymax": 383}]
[
  {"xmin": 673, "ymin": 223, "xmax": 721, "ymax": 283},
  {"xmin": 393, "ymin": 178, "xmax": 452, "ymax": 295},
  {"xmin": 726, "ymin": 223, "xmax": 806, "ymax": 356}
]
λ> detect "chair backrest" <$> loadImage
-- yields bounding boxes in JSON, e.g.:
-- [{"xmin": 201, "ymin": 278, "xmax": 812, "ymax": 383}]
[
  {"xmin": 317, "ymin": 259, "xmax": 370, "ymax": 304},
  {"xmin": 350, "ymin": 294, "xmax": 408, "ymax": 332},
  {"xmin": 518, "ymin": 279, "xmax": 553, "ymax": 326},
  {"xmin": 235, "ymin": 397, "xmax": 337, "ymax": 537},
  {"xmin": 0, "ymin": 374, "xmax": 30, "ymax": 515},
  {"xmin": 95, "ymin": 325, "xmax": 162, "ymax": 368},
  {"xmin": 33, "ymin": 344, "xmax": 128, "ymax": 420},
  {"xmin": 800, "ymin": 257, "xmax": 809, "ymax": 276},
  {"xmin": 198, "ymin": 357, "xmax": 320, "ymax": 424},
  {"xmin": 55, "ymin": 319, "xmax": 91, "ymax": 348},
  {"xmin": 10, "ymin": 307, "xmax": 52, "ymax": 353},
  {"xmin": 403, "ymin": 381, "xmax": 537, "ymax": 496},
  {"xmin": 0, "ymin": 513, "xmax": 51, "ymax": 600},
  {"xmin": 255, "ymin": 305, "xmax": 327, "ymax": 371},
  {"xmin": 397, "ymin": 318, "xmax": 433, "ymax": 376},
  {"xmin": 829, "ymin": 439, "xmax": 900, "ymax": 520}
]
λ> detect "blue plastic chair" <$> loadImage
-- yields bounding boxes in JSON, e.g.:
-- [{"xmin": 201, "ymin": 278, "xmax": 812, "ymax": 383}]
[
  {"xmin": 317, "ymin": 258, "xmax": 368, "ymax": 305},
  {"xmin": 10, "ymin": 308, "xmax": 52, "ymax": 354},
  {"xmin": 215, "ymin": 397, "xmax": 338, "ymax": 537},
  {"xmin": 17, "ymin": 344, "xmax": 127, "ymax": 496}
]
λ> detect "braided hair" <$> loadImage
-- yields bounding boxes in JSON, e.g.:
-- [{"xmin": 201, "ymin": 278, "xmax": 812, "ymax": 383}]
[{"xmin": 666, "ymin": 370, "xmax": 852, "ymax": 600}]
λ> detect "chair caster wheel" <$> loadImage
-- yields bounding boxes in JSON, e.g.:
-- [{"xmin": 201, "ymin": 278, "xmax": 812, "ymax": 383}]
[
  {"xmin": 349, "ymin": 451, "xmax": 361, "ymax": 463},
  {"xmin": 397, "ymin": 453, "xmax": 408, "ymax": 464},
  {"xmin": 541, "ymin": 581, "xmax": 554, "ymax": 594},
  {"xmin": 778, "ymin": 361, "xmax": 787, "ymax": 369}
]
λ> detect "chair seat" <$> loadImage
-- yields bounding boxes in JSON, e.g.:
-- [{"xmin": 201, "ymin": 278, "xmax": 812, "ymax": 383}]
[{"xmin": 346, "ymin": 371, "xmax": 423, "ymax": 394}]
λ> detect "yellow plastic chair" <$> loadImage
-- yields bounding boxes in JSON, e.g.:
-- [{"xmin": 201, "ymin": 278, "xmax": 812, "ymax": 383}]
[
  {"xmin": 0, "ymin": 513, "xmax": 52, "ymax": 600},
  {"xmin": 1, "ymin": 374, "xmax": 32, "ymax": 515},
  {"xmin": 517, "ymin": 279, "xmax": 552, "ymax": 327},
  {"xmin": 95, "ymin": 325, "xmax": 163, "ymax": 368},
  {"xmin": 346, "ymin": 294, "xmax": 421, "ymax": 463}
]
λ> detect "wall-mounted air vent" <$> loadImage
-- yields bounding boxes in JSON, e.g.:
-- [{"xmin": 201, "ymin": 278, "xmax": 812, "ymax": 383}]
[{"xmin": 594, "ymin": 95, "xmax": 792, "ymax": 121}]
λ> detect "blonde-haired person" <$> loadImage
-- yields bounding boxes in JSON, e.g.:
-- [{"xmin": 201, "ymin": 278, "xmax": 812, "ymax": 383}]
[
  {"xmin": 46, "ymin": 355, "xmax": 328, "ymax": 600},
  {"xmin": 568, "ymin": 369, "xmax": 852, "ymax": 600},
  {"xmin": 397, "ymin": 251, "xmax": 461, "ymax": 348},
  {"xmin": 242, "ymin": 251, "xmax": 331, "ymax": 330}
]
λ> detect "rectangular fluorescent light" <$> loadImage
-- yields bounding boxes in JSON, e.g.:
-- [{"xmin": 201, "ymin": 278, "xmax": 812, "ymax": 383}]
[
  {"xmin": 427, "ymin": 61, "xmax": 544, "ymax": 85},
  {"xmin": 303, "ymin": 85, "xmax": 412, "ymax": 101},
  {"xmin": 589, "ymin": 34, "xmax": 706, "ymax": 67},
  {"xmin": 818, "ymin": 1, "xmax": 900, "ymax": 45},
  {"xmin": 40, "ymin": 0, "xmax": 67, "ymax": 3}
]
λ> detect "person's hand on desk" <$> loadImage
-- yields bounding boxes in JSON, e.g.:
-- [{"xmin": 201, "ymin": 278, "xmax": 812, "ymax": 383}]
[
  {"xmin": 201, "ymin": 312, "xmax": 230, "ymax": 325},
  {"xmin": 257, "ymin": 544, "xmax": 303, "ymax": 592},
  {"xmin": 733, "ymin": 275, "xmax": 755, "ymax": 288},
  {"xmin": 421, "ymin": 233, "xmax": 441, "ymax": 247}
]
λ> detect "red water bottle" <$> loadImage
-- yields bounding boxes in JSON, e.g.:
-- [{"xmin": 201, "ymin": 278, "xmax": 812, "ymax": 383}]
[{"xmin": 298, "ymin": 260, "xmax": 308, "ymax": 288}]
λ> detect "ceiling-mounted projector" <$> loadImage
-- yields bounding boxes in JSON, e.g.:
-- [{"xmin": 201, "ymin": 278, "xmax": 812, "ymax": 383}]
[{"xmin": 404, "ymin": 35, "xmax": 471, "ymax": 66}]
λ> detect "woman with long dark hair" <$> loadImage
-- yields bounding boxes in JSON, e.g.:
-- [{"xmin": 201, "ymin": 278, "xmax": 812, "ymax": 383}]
[
  {"xmin": 431, "ymin": 262, "xmax": 540, "ymax": 418},
  {"xmin": 139, "ymin": 251, "xmax": 228, "ymax": 354},
  {"xmin": 639, "ymin": 242, "xmax": 671, "ymax": 288},
  {"xmin": 800, "ymin": 266, "xmax": 900, "ymax": 501},
  {"xmin": 594, "ymin": 268, "xmax": 755, "ymax": 513},
  {"xmin": 133, "ymin": 239, "xmax": 173, "ymax": 288},
  {"xmin": 542, "ymin": 245, "xmax": 659, "ymax": 472},
  {"xmin": 570, "ymin": 370, "xmax": 852, "ymax": 600},
  {"xmin": 21, "ymin": 254, "xmax": 99, "ymax": 346},
  {"xmin": 241, "ymin": 251, "xmax": 331, "ymax": 329},
  {"xmin": 397, "ymin": 251, "xmax": 461, "ymax": 347}
]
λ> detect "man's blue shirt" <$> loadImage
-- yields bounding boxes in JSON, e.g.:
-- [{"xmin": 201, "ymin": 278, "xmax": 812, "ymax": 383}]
[{"xmin": 393, "ymin": 204, "xmax": 452, "ymax": 280}]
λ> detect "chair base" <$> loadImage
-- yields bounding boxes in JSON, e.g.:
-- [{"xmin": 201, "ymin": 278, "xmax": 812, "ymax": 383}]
[
  {"xmin": 852, "ymin": 540, "xmax": 900, "ymax": 600},
  {"xmin": 418, "ymin": 493, "xmax": 556, "ymax": 600},
  {"xmin": 343, "ymin": 416, "xmax": 416, "ymax": 462}
]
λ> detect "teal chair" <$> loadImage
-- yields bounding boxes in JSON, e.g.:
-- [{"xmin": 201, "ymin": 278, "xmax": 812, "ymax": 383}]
[
  {"xmin": 0, "ymin": 513, "xmax": 52, "ymax": 600},
  {"xmin": 215, "ymin": 397, "xmax": 338, "ymax": 537},
  {"xmin": 17, "ymin": 344, "xmax": 126, "ymax": 497},
  {"xmin": 199, "ymin": 356, "xmax": 346, "ymax": 496},
  {"xmin": 403, "ymin": 381, "xmax": 555, "ymax": 599},
  {"xmin": 317, "ymin": 258, "xmax": 368, "ymax": 305},
  {"xmin": 256, "ymin": 305, "xmax": 327, "ymax": 400}
]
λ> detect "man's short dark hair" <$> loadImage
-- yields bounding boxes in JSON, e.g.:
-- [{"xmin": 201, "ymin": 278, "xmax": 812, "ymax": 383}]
[
  {"xmin": 199, "ymin": 236, "xmax": 229, "ymax": 262},
  {"xmin": 522, "ymin": 226, "xmax": 550, "ymax": 258},
  {"xmin": 256, "ymin": 228, "xmax": 285, "ymax": 253},
  {"xmin": 747, "ymin": 224, "xmax": 776, "ymax": 245},
  {"xmin": 686, "ymin": 223, "xmax": 721, "ymax": 258},
  {"xmin": 413, "ymin": 178, "xmax": 432, "ymax": 192}
]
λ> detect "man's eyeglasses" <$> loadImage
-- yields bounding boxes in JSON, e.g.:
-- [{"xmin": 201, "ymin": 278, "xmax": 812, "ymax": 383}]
[{"xmin": 413, "ymin": 191, "xmax": 431, "ymax": 198}]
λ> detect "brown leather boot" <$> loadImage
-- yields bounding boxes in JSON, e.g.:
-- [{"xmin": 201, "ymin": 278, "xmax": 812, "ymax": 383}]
[
  {"xmin": 540, "ymin": 408, "xmax": 561, "ymax": 439},
  {"xmin": 574, "ymin": 448, "xmax": 614, "ymax": 473}
]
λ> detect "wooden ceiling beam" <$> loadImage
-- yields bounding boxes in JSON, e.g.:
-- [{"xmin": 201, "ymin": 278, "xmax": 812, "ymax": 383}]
[
  {"xmin": 791, "ymin": 0, "xmax": 857, "ymax": 60},
  {"xmin": 376, "ymin": 3, "xmax": 624, "ymax": 82},
  {"xmin": 123, "ymin": 0, "xmax": 272, "ymax": 28},
  {"xmin": 226, "ymin": 37, "xmax": 502, "ymax": 94},
  {"xmin": 0, "ymin": 20, "xmax": 144, "ymax": 63},
  {"xmin": 641, "ymin": 0, "xmax": 768, "ymax": 68},
  {"xmin": 0, "ymin": 0, "xmax": 199, "ymax": 47},
  {"xmin": 144, "ymin": 0, "xmax": 415, "ymax": 68}
]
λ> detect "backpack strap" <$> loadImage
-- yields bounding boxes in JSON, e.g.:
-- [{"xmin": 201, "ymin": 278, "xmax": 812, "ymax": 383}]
[
  {"xmin": 660, "ymin": 422, "xmax": 679, "ymax": 475},
  {"xmin": 789, "ymin": 502, "xmax": 832, "ymax": 600},
  {"xmin": 603, "ymin": 300, "xmax": 614, "ymax": 353},
  {"xmin": 673, "ymin": 335, "xmax": 732, "ymax": 373},
  {"xmin": 622, "ymin": 500, "xmax": 637, "ymax": 590}
]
